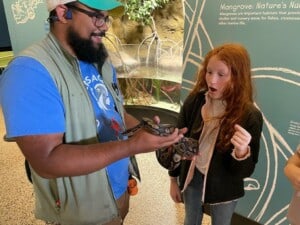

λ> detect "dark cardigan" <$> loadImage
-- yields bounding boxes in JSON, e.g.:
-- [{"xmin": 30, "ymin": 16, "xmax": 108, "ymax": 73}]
[{"xmin": 169, "ymin": 91, "xmax": 263, "ymax": 204}]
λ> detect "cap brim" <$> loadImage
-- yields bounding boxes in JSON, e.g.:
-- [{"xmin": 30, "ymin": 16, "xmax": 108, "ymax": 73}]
[
  {"xmin": 79, "ymin": 0, "xmax": 125, "ymax": 17},
  {"xmin": 108, "ymin": 6, "xmax": 125, "ymax": 18}
]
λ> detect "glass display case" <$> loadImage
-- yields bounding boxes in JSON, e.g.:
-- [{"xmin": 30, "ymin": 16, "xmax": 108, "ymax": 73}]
[{"xmin": 103, "ymin": 32, "xmax": 182, "ymax": 113}]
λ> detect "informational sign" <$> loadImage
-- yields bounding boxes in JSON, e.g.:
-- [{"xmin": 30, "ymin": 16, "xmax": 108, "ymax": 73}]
[
  {"xmin": 181, "ymin": 1, "xmax": 300, "ymax": 224},
  {"xmin": 3, "ymin": 0, "xmax": 47, "ymax": 54}
]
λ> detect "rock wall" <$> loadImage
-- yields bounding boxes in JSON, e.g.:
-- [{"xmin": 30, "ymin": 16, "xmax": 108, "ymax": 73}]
[{"xmin": 110, "ymin": 0, "xmax": 184, "ymax": 45}]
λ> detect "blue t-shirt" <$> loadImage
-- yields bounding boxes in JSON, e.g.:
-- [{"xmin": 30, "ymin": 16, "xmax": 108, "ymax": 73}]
[
  {"xmin": 0, "ymin": 57, "xmax": 65, "ymax": 136},
  {"xmin": 0, "ymin": 57, "xmax": 129, "ymax": 199},
  {"xmin": 79, "ymin": 61, "xmax": 129, "ymax": 199}
]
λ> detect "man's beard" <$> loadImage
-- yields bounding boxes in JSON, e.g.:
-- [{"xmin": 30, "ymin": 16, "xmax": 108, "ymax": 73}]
[{"xmin": 67, "ymin": 27, "xmax": 108, "ymax": 65}]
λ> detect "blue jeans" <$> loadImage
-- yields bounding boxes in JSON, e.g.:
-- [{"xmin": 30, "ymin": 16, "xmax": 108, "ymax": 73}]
[{"xmin": 183, "ymin": 169, "xmax": 237, "ymax": 225}]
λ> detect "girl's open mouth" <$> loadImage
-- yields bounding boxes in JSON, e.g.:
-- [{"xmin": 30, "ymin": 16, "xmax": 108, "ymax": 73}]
[{"xmin": 209, "ymin": 87, "xmax": 217, "ymax": 92}]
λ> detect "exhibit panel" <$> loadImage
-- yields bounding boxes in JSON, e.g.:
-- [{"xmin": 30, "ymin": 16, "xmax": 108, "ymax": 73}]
[
  {"xmin": 181, "ymin": 1, "xmax": 300, "ymax": 224},
  {"xmin": 2, "ymin": 0, "xmax": 48, "ymax": 54}
]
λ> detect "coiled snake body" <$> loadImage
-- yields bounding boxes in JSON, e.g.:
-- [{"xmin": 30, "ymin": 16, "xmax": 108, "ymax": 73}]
[{"xmin": 122, "ymin": 117, "xmax": 199, "ymax": 170}]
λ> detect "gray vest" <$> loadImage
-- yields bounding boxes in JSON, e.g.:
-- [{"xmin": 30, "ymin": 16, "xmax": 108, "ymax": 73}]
[{"xmin": 19, "ymin": 33, "xmax": 129, "ymax": 225}]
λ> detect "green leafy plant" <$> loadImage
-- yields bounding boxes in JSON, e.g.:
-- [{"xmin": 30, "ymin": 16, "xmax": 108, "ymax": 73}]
[{"xmin": 122, "ymin": 0, "xmax": 170, "ymax": 26}]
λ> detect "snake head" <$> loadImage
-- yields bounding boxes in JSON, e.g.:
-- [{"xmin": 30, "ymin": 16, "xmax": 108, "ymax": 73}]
[
  {"xmin": 122, "ymin": 117, "xmax": 176, "ymax": 137},
  {"xmin": 141, "ymin": 117, "xmax": 175, "ymax": 136}
]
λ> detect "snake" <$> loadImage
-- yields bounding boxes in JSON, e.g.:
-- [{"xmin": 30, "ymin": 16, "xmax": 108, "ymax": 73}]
[{"xmin": 122, "ymin": 117, "xmax": 199, "ymax": 170}]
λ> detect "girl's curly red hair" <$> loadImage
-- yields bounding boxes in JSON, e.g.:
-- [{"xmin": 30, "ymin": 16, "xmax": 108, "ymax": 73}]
[{"xmin": 190, "ymin": 43, "xmax": 254, "ymax": 151}]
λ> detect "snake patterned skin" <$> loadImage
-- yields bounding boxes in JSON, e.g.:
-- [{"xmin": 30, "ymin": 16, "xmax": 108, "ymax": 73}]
[{"xmin": 122, "ymin": 117, "xmax": 199, "ymax": 170}]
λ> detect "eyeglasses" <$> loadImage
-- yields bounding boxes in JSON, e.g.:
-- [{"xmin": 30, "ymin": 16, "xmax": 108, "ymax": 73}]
[{"xmin": 68, "ymin": 5, "xmax": 111, "ymax": 27}]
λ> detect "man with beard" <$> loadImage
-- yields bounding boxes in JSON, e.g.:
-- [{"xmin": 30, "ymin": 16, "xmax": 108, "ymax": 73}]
[{"xmin": 0, "ymin": 1, "xmax": 184, "ymax": 225}]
